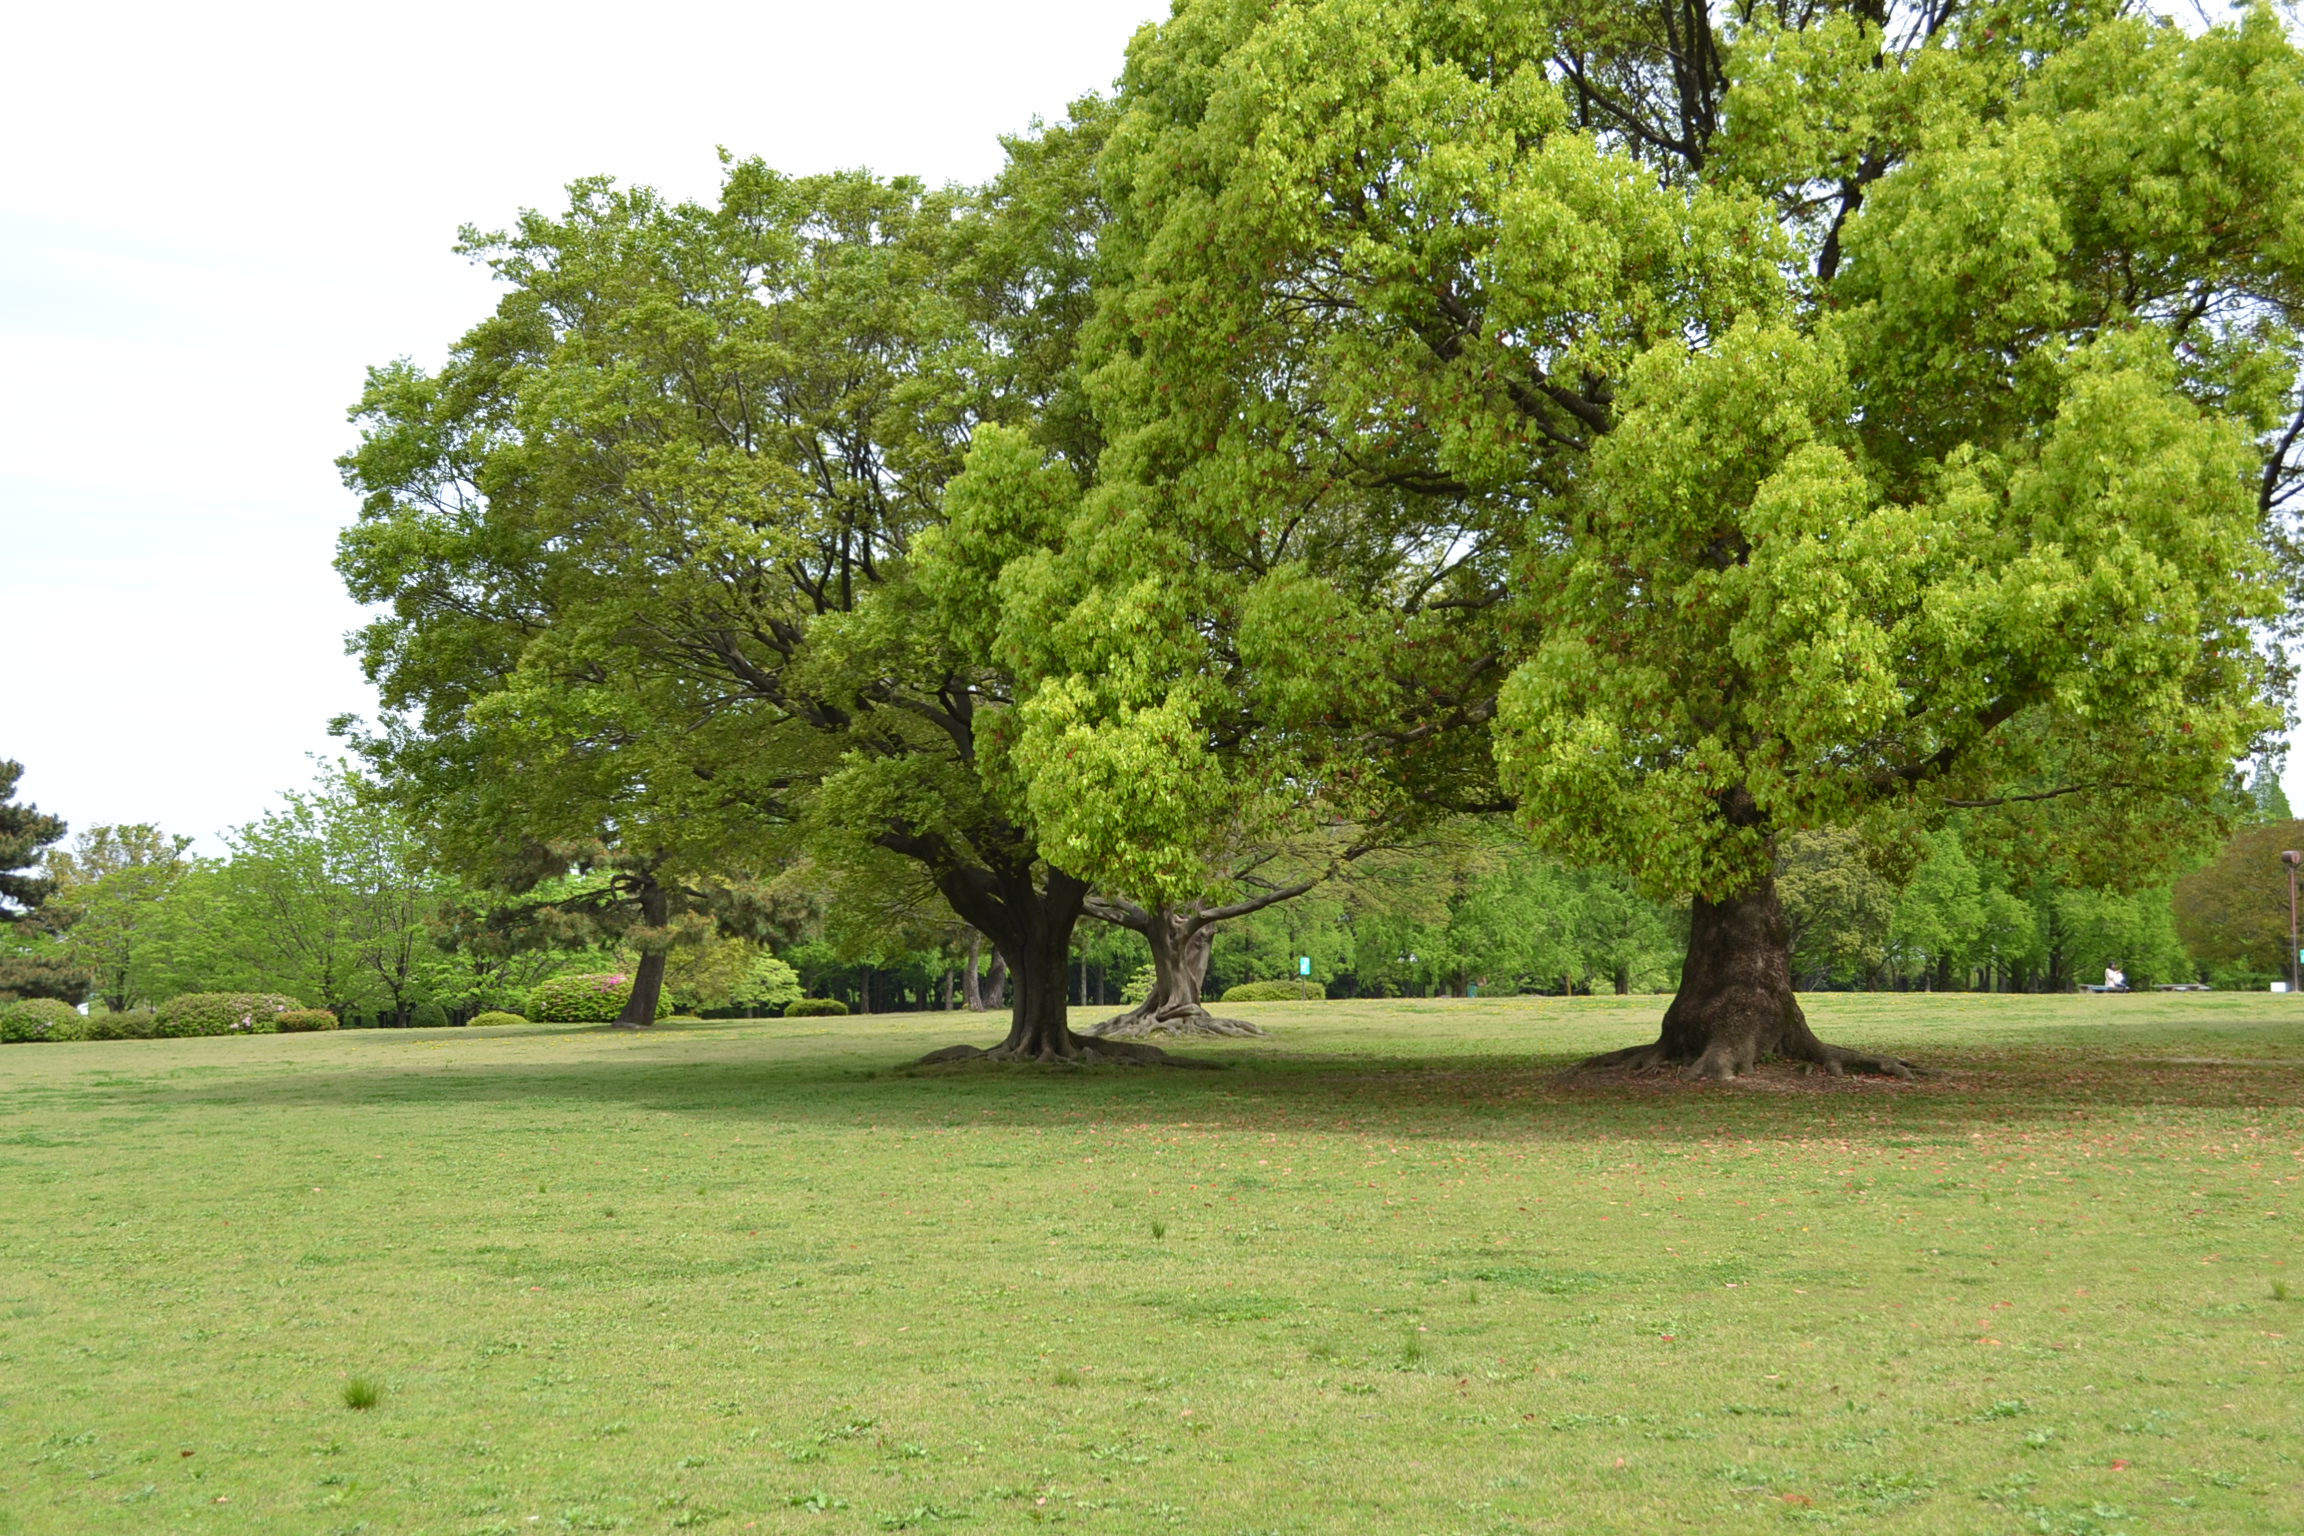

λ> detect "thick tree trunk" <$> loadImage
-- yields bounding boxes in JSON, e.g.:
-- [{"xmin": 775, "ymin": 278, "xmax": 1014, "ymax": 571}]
[
  {"xmin": 1582, "ymin": 872, "xmax": 1918, "ymax": 1080},
  {"xmin": 1089, "ymin": 908, "xmax": 1266, "ymax": 1040},
  {"xmin": 982, "ymin": 949, "xmax": 1007, "ymax": 1009},
  {"xmin": 915, "ymin": 871, "xmax": 1193, "ymax": 1067},
  {"xmin": 614, "ymin": 879, "xmax": 669, "ymax": 1028}
]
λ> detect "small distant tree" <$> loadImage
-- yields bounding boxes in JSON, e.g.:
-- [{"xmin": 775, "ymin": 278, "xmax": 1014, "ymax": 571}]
[{"xmin": 728, "ymin": 952, "xmax": 804, "ymax": 1016}]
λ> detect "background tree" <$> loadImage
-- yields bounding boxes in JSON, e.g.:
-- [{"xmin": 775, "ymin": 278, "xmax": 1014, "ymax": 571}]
[
  {"xmin": 44, "ymin": 823, "xmax": 194, "ymax": 1011},
  {"xmin": 337, "ymin": 134, "xmax": 1196, "ymax": 1062},
  {"xmin": 0, "ymin": 759, "xmax": 83, "ymax": 1003},
  {"xmin": 2173, "ymin": 818, "xmax": 2304, "ymax": 979}
]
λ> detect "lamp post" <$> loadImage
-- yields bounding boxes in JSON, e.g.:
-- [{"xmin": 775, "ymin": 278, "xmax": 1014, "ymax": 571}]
[{"xmin": 2284, "ymin": 850, "xmax": 2301, "ymax": 994}]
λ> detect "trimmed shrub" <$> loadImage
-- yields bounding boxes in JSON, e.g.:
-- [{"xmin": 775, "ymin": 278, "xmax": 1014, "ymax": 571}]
[
  {"xmin": 154, "ymin": 992, "xmax": 302, "ymax": 1038},
  {"xmin": 469, "ymin": 1010, "xmax": 529, "ymax": 1029},
  {"xmin": 1220, "ymin": 979, "xmax": 1327, "ymax": 1003},
  {"xmin": 528, "ymin": 973, "xmax": 633, "ymax": 1023},
  {"xmin": 783, "ymin": 997, "xmax": 850, "ymax": 1017},
  {"xmin": 86, "ymin": 1006, "xmax": 159, "ymax": 1041},
  {"xmin": 1, "ymin": 998, "xmax": 90, "ymax": 1043},
  {"xmin": 275, "ymin": 1009, "xmax": 339, "ymax": 1033}
]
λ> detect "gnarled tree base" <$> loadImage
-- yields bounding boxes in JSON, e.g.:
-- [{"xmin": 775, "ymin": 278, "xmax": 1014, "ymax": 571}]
[
  {"xmin": 1580, "ymin": 873, "xmax": 1924, "ymax": 1083},
  {"xmin": 1087, "ymin": 1002, "xmax": 1268, "ymax": 1041},
  {"xmin": 1577, "ymin": 1030, "xmax": 1922, "ymax": 1082},
  {"xmin": 913, "ymin": 1029, "xmax": 1218, "ymax": 1069}
]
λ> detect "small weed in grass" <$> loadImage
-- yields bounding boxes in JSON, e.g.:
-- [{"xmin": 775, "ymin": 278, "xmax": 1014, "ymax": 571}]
[
  {"xmin": 1149, "ymin": 1220, "xmax": 1166, "ymax": 1239},
  {"xmin": 1052, "ymin": 1367, "xmax": 1081, "ymax": 1388},
  {"xmin": 1396, "ymin": 1329, "xmax": 1428, "ymax": 1368},
  {"xmin": 341, "ymin": 1377, "xmax": 381, "ymax": 1411},
  {"xmin": 2273, "ymin": 1279, "xmax": 2291, "ymax": 1302}
]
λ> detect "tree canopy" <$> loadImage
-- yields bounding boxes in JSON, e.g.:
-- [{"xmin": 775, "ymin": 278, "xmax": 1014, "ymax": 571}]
[{"xmin": 334, "ymin": 0, "xmax": 2304, "ymax": 1078}]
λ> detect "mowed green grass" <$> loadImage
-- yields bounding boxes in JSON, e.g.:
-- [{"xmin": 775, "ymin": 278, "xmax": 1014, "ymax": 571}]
[{"xmin": 0, "ymin": 996, "xmax": 2298, "ymax": 1536}]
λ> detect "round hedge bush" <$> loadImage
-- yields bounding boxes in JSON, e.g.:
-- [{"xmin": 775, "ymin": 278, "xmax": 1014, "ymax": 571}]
[
  {"xmin": 87, "ymin": 1007, "xmax": 158, "ymax": 1040},
  {"xmin": 1219, "ymin": 979, "xmax": 1327, "ymax": 1003},
  {"xmin": 1, "ymin": 998, "xmax": 90, "ymax": 1043},
  {"xmin": 275, "ymin": 1009, "xmax": 339, "ymax": 1033},
  {"xmin": 528, "ymin": 973, "xmax": 633, "ymax": 1023},
  {"xmin": 783, "ymin": 997, "xmax": 850, "ymax": 1017},
  {"xmin": 468, "ymin": 1010, "xmax": 529, "ymax": 1029},
  {"xmin": 154, "ymin": 992, "xmax": 302, "ymax": 1038}
]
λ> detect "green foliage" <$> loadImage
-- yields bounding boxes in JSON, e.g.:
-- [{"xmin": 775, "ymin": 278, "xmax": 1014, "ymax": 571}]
[
  {"xmin": 1121, "ymin": 964, "xmax": 1156, "ymax": 1006},
  {"xmin": 86, "ymin": 1006, "xmax": 158, "ymax": 1041},
  {"xmin": 1779, "ymin": 830, "xmax": 1897, "ymax": 985},
  {"xmin": 784, "ymin": 997, "xmax": 850, "ymax": 1017},
  {"xmin": 44, "ymin": 823, "xmax": 193, "ymax": 1012},
  {"xmin": 528, "ymin": 973, "xmax": 633, "ymax": 1024},
  {"xmin": 274, "ymin": 1009, "xmax": 340, "ymax": 1033},
  {"xmin": 0, "ymin": 758, "xmax": 67, "ymax": 932},
  {"xmin": 0, "ymin": 997, "xmax": 89, "ymax": 1043},
  {"xmin": 0, "ymin": 945, "xmax": 86, "ymax": 1008},
  {"xmin": 2174, "ymin": 819, "xmax": 2304, "ymax": 976},
  {"xmin": 468, "ymin": 1010, "xmax": 529, "ymax": 1029},
  {"xmin": 153, "ymin": 992, "xmax": 302, "ymax": 1038},
  {"xmin": 728, "ymin": 952, "xmax": 803, "ymax": 1016},
  {"xmin": 1221, "ymin": 980, "xmax": 1326, "ymax": 1003},
  {"xmin": 1083, "ymin": 0, "xmax": 2300, "ymax": 938}
]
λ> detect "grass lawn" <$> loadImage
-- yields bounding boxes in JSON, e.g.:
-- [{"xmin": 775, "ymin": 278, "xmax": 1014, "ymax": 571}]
[{"xmin": 0, "ymin": 995, "xmax": 2298, "ymax": 1535}]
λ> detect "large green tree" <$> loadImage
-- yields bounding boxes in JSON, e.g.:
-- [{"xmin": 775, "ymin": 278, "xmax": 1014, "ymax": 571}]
[
  {"xmin": 339, "ymin": 125, "xmax": 1196, "ymax": 1062},
  {"xmin": 1061, "ymin": 0, "xmax": 2300, "ymax": 1078}
]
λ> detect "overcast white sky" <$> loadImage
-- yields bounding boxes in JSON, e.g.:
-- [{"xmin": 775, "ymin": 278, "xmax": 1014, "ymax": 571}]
[
  {"xmin": 3, "ymin": 0, "xmax": 2297, "ymax": 852},
  {"xmin": 0, "ymin": 0, "xmax": 1166, "ymax": 849}
]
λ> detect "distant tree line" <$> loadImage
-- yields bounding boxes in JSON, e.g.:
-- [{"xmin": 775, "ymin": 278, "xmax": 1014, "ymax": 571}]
[{"xmin": 5, "ymin": 754, "xmax": 2297, "ymax": 1026}]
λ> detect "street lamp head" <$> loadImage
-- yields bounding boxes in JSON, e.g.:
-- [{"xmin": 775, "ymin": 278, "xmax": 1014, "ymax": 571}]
[{"xmin": 2285, "ymin": 850, "xmax": 2303, "ymax": 869}]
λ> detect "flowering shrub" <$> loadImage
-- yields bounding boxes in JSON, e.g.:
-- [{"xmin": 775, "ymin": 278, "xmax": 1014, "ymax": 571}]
[
  {"xmin": 275, "ymin": 1009, "xmax": 339, "ymax": 1033},
  {"xmin": 0, "ymin": 998, "xmax": 90, "ymax": 1043},
  {"xmin": 154, "ymin": 993, "xmax": 303, "ymax": 1038},
  {"xmin": 468, "ymin": 1010, "xmax": 529, "ymax": 1029},
  {"xmin": 527, "ymin": 973, "xmax": 633, "ymax": 1023}
]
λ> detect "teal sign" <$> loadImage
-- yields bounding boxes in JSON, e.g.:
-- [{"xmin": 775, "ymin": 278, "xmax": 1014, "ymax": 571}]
[{"xmin": 1299, "ymin": 956, "xmax": 1311, "ymax": 976}]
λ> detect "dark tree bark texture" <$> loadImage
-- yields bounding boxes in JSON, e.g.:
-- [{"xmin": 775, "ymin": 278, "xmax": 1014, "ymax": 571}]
[
  {"xmin": 914, "ymin": 868, "xmax": 1192, "ymax": 1067},
  {"xmin": 613, "ymin": 877, "xmax": 670, "ymax": 1028},
  {"xmin": 1088, "ymin": 906, "xmax": 1266, "ymax": 1040},
  {"xmin": 1584, "ymin": 872, "xmax": 1919, "ymax": 1081}
]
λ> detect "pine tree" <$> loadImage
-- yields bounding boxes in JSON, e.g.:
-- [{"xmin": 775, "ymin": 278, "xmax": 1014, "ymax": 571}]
[{"xmin": 0, "ymin": 759, "xmax": 87, "ymax": 1002}]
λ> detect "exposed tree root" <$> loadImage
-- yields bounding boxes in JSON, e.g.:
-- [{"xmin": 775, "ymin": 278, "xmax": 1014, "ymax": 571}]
[
  {"xmin": 913, "ymin": 1032, "xmax": 1221, "ymax": 1069},
  {"xmin": 1575, "ymin": 1035, "xmax": 1926, "ymax": 1083},
  {"xmin": 1577, "ymin": 862, "xmax": 1927, "ymax": 1085},
  {"xmin": 1087, "ymin": 1003, "xmax": 1268, "ymax": 1041}
]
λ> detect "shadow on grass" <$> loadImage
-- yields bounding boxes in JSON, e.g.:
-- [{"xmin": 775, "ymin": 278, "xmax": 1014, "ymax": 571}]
[{"xmin": 142, "ymin": 1030, "xmax": 2304, "ymax": 1145}]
